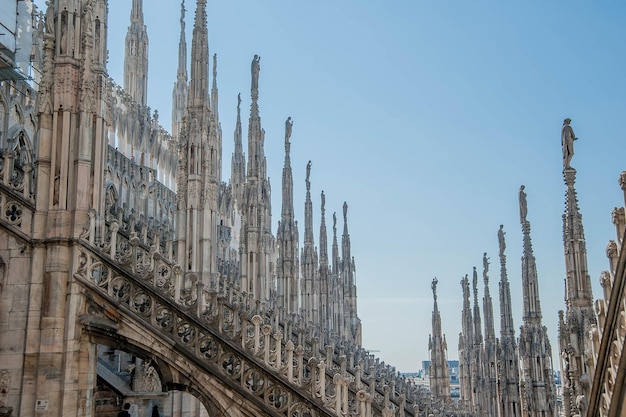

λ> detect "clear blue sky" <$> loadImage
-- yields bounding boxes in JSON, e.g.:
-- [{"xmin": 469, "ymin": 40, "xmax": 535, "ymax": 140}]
[{"xmin": 100, "ymin": 0, "xmax": 626, "ymax": 372}]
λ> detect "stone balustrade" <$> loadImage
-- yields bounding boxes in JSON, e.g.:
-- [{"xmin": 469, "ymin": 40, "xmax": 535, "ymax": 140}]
[{"xmin": 75, "ymin": 206, "xmax": 473, "ymax": 417}]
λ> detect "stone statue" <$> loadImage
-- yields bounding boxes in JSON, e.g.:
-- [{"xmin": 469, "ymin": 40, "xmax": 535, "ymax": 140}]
[
  {"xmin": 498, "ymin": 225, "xmax": 506, "ymax": 256},
  {"xmin": 237, "ymin": 93, "xmax": 241, "ymax": 113},
  {"xmin": 562, "ymin": 118, "xmax": 577, "ymax": 169},
  {"xmin": 431, "ymin": 277, "xmax": 438, "ymax": 301},
  {"xmin": 82, "ymin": 0, "xmax": 94, "ymax": 35},
  {"xmin": 483, "ymin": 252, "xmax": 489, "ymax": 275},
  {"xmin": 519, "ymin": 185, "xmax": 527, "ymax": 224},
  {"xmin": 306, "ymin": 161, "xmax": 311, "ymax": 189},
  {"xmin": 251, "ymin": 55, "xmax": 261, "ymax": 91},
  {"xmin": 45, "ymin": 1, "xmax": 55, "ymax": 36},
  {"xmin": 285, "ymin": 117, "xmax": 293, "ymax": 142}
]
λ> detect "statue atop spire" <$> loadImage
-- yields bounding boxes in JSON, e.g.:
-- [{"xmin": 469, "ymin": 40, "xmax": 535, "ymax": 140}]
[
  {"xmin": 498, "ymin": 224, "xmax": 506, "ymax": 256},
  {"xmin": 519, "ymin": 185, "xmax": 528, "ymax": 224},
  {"xmin": 305, "ymin": 160, "xmax": 311, "ymax": 190},
  {"xmin": 432, "ymin": 277, "xmax": 438, "ymax": 302},
  {"xmin": 251, "ymin": 55, "xmax": 261, "ymax": 94},
  {"xmin": 483, "ymin": 252, "xmax": 490, "ymax": 280},
  {"xmin": 285, "ymin": 116, "xmax": 293, "ymax": 143},
  {"xmin": 562, "ymin": 117, "xmax": 578, "ymax": 170}
]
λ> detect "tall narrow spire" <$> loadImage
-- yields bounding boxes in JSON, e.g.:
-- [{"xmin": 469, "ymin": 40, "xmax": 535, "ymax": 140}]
[
  {"xmin": 301, "ymin": 161, "xmax": 319, "ymax": 324},
  {"xmin": 519, "ymin": 185, "xmax": 542, "ymax": 322},
  {"xmin": 517, "ymin": 185, "xmax": 557, "ymax": 417},
  {"xmin": 498, "ymin": 225, "xmax": 515, "ymax": 338},
  {"xmin": 481, "ymin": 253, "xmax": 498, "ymax": 417},
  {"xmin": 177, "ymin": 1, "xmax": 187, "ymax": 81},
  {"xmin": 124, "ymin": 0, "xmax": 149, "ymax": 105},
  {"xmin": 471, "ymin": 266, "xmax": 484, "ymax": 415},
  {"xmin": 319, "ymin": 191, "xmax": 330, "ymax": 333},
  {"xmin": 247, "ymin": 55, "xmax": 264, "ymax": 179},
  {"xmin": 211, "ymin": 53, "xmax": 219, "ymax": 120},
  {"xmin": 188, "ymin": 0, "xmax": 209, "ymax": 108},
  {"xmin": 341, "ymin": 202, "xmax": 361, "ymax": 344},
  {"xmin": 472, "ymin": 266, "xmax": 483, "ymax": 345},
  {"xmin": 231, "ymin": 94, "xmax": 245, "ymax": 204},
  {"xmin": 240, "ymin": 53, "xmax": 272, "ymax": 300},
  {"xmin": 330, "ymin": 212, "xmax": 340, "ymax": 337},
  {"xmin": 171, "ymin": 0, "xmax": 187, "ymax": 139},
  {"xmin": 459, "ymin": 274, "xmax": 474, "ymax": 405},
  {"xmin": 175, "ymin": 0, "xmax": 222, "ymax": 289},
  {"xmin": 558, "ymin": 118, "xmax": 596, "ymax": 417},
  {"xmin": 429, "ymin": 277, "xmax": 451, "ymax": 402},
  {"xmin": 276, "ymin": 117, "xmax": 299, "ymax": 314},
  {"xmin": 482, "ymin": 253, "xmax": 496, "ymax": 344},
  {"xmin": 496, "ymin": 225, "xmax": 521, "ymax": 417}
]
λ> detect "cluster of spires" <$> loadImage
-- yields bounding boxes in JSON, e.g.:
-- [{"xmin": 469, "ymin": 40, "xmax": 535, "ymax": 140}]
[
  {"xmin": 119, "ymin": 3, "xmax": 602, "ymax": 414},
  {"xmin": 429, "ymin": 119, "xmax": 593, "ymax": 417},
  {"xmin": 122, "ymin": 0, "xmax": 361, "ymax": 343}
]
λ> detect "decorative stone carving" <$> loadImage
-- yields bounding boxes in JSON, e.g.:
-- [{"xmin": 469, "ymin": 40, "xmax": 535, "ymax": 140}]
[{"xmin": 562, "ymin": 118, "xmax": 577, "ymax": 169}]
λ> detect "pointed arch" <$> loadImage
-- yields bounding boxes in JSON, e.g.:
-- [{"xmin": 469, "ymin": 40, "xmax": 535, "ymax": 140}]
[{"xmin": 105, "ymin": 182, "xmax": 119, "ymax": 216}]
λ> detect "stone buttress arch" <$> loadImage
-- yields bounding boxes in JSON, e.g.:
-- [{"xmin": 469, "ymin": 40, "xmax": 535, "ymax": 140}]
[{"xmin": 79, "ymin": 290, "xmax": 269, "ymax": 417}]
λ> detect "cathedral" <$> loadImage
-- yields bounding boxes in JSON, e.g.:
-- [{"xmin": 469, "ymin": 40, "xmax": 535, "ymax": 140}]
[{"xmin": 0, "ymin": 1, "xmax": 625, "ymax": 417}]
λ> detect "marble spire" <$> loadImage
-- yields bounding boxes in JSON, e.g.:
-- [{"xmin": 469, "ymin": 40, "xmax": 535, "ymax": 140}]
[
  {"xmin": 496, "ymin": 225, "xmax": 522, "ymax": 417},
  {"xmin": 517, "ymin": 186, "xmax": 557, "ymax": 417},
  {"xmin": 558, "ymin": 118, "xmax": 596, "ymax": 417},
  {"xmin": 124, "ymin": 0, "xmax": 148, "ymax": 105},
  {"xmin": 429, "ymin": 277, "xmax": 451, "ymax": 402}
]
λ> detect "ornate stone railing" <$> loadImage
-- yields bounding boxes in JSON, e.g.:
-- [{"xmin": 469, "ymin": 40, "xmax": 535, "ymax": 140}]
[
  {"xmin": 75, "ymin": 209, "xmax": 473, "ymax": 417},
  {"xmin": 0, "ymin": 151, "xmax": 34, "ymax": 237},
  {"xmin": 587, "ymin": 172, "xmax": 626, "ymax": 417}
]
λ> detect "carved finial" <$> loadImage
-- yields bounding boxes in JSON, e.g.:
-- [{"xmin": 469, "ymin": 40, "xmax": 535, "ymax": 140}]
[
  {"xmin": 321, "ymin": 191, "xmax": 326, "ymax": 215},
  {"xmin": 333, "ymin": 212, "xmax": 337, "ymax": 233},
  {"xmin": 237, "ymin": 93, "xmax": 241, "ymax": 113},
  {"xmin": 180, "ymin": 0, "xmax": 185, "ymax": 26},
  {"xmin": 498, "ymin": 225, "xmax": 506, "ymax": 256},
  {"xmin": 432, "ymin": 277, "xmax": 438, "ymax": 301},
  {"xmin": 343, "ymin": 202, "xmax": 348, "ymax": 222},
  {"xmin": 519, "ymin": 185, "xmax": 527, "ymax": 224},
  {"xmin": 562, "ymin": 117, "xmax": 578, "ymax": 170}
]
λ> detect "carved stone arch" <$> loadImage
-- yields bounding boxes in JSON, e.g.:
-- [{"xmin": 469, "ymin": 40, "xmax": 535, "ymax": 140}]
[
  {"xmin": 7, "ymin": 127, "xmax": 34, "ymax": 167},
  {"xmin": 8, "ymin": 101, "xmax": 23, "ymax": 128},
  {"xmin": 84, "ymin": 327, "xmax": 248, "ymax": 417}
]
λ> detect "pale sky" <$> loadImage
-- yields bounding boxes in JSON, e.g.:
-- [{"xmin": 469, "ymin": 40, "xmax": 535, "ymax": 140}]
[{"xmin": 97, "ymin": 1, "xmax": 626, "ymax": 372}]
